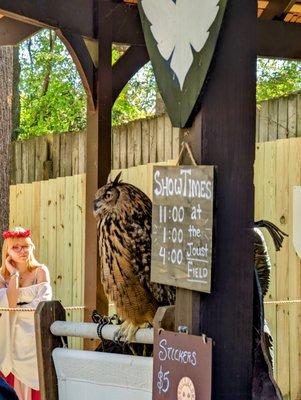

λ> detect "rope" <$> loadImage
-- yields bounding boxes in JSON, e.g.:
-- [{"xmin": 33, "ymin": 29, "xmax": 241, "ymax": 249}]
[
  {"xmin": 0, "ymin": 306, "xmax": 85, "ymax": 312},
  {"xmin": 264, "ymin": 299, "xmax": 301, "ymax": 305}
]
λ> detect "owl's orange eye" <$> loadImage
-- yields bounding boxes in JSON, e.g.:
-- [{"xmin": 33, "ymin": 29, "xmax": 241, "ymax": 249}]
[{"xmin": 104, "ymin": 191, "xmax": 112, "ymax": 199}]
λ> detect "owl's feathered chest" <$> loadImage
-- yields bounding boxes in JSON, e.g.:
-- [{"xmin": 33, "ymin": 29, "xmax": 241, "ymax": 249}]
[{"xmin": 97, "ymin": 210, "xmax": 151, "ymax": 278}]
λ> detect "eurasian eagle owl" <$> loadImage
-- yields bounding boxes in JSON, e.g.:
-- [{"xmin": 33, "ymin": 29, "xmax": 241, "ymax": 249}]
[{"xmin": 93, "ymin": 173, "xmax": 175, "ymax": 341}]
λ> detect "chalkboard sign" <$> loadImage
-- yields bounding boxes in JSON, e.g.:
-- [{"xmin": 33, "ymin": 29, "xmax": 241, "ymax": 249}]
[
  {"xmin": 151, "ymin": 166, "xmax": 214, "ymax": 293},
  {"xmin": 153, "ymin": 330, "xmax": 212, "ymax": 400}
]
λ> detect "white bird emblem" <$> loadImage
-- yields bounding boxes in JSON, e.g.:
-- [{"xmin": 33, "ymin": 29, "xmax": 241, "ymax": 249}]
[{"xmin": 141, "ymin": 0, "xmax": 220, "ymax": 90}]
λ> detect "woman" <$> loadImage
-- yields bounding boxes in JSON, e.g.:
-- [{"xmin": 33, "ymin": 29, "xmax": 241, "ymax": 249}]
[{"xmin": 0, "ymin": 227, "xmax": 52, "ymax": 400}]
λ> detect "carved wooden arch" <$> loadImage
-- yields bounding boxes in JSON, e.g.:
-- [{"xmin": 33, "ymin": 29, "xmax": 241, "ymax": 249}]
[{"xmin": 57, "ymin": 30, "xmax": 96, "ymax": 111}]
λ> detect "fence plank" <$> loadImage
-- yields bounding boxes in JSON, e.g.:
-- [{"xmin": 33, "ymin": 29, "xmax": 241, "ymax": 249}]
[
  {"xmin": 275, "ymin": 139, "xmax": 290, "ymax": 398},
  {"xmin": 52, "ymin": 135, "xmax": 60, "ymax": 179},
  {"xmin": 32, "ymin": 181, "xmax": 41, "ymax": 259},
  {"xmin": 268, "ymin": 100, "xmax": 278, "ymax": 141},
  {"xmin": 288, "ymin": 138, "xmax": 301, "ymax": 400},
  {"xmin": 263, "ymin": 142, "xmax": 278, "ymax": 375},
  {"xmin": 35, "ymin": 136, "xmax": 48, "ymax": 182},
  {"xmin": 164, "ymin": 115, "xmax": 172, "ymax": 161},
  {"xmin": 256, "ymin": 105, "xmax": 260, "ymax": 142},
  {"xmin": 28, "ymin": 139, "xmax": 36, "ymax": 183},
  {"xmin": 14, "ymin": 141, "xmax": 22, "ymax": 184},
  {"xmin": 297, "ymin": 94, "xmax": 301, "ymax": 137},
  {"xmin": 112, "ymin": 127, "xmax": 120, "ymax": 170},
  {"xmin": 259, "ymin": 101, "xmax": 269, "ymax": 142},
  {"xmin": 133, "ymin": 121, "xmax": 142, "ymax": 166},
  {"xmin": 46, "ymin": 179, "xmax": 58, "ymax": 297},
  {"xmin": 39, "ymin": 181, "xmax": 49, "ymax": 266},
  {"xmin": 149, "ymin": 118, "xmax": 157, "ymax": 163},
  {"xmin": 71, "ymin": 174, "xmax": 85, "ymax": 349},
  {"xmin": 142, "ymin": 119, "xmax": 150, "ymax": 164},
  {"xmin": 120, "ymin": 124, "xmax": 127, "ymax": 169},
  {"xmin": 254, "ymin": 143, "xmax": 265, "ymax": 222},
  {"xmin": 288, "ymin": 95, "xmax": 297, "ymax": 138},
  {"xmin": 21, "ymin": 142, "xmax": 29, "ymax": 184},
  {"xmin": 278, "ymin": 97, "xmax": 288, "ymax": 139},
  {"xmin": 78, "ymin": 132, "xmax": 86, "ymax": 174},
  {"xmin": 72, "ymin": 133, "xmax": 79, "ymax": 175},
  {"xmin": 9, "ymin": 185, "xmax": 17, "ymax": 228},
  {"xmin": 156, "ymin": 115, "xmax": 165, "ymax": 162},
  {"xmin": 127, "ymin": 122, "xmax": 135, "ymax": 168},
  {"xmin": 66, "ymin": 134, "xmax": 73, "ymax": 176}
]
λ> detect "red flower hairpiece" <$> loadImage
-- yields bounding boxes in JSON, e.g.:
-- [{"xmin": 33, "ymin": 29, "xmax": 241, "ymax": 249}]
[{"xmin": 2, "ymin": 229, "xmax": 31, "ymax": 240}]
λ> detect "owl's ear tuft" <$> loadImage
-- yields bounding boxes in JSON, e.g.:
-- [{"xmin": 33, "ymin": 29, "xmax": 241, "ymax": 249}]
[{"xmin": 112, "ymin": 171, "xmax": 122, "ymax": 185}]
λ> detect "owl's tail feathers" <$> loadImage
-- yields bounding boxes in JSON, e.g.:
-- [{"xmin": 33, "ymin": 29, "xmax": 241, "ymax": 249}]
[{"xmin": 254, "ymin": 220, "xmax": 288, "ymax": 251}]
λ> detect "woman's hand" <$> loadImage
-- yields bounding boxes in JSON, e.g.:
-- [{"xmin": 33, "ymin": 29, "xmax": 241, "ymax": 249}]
[{"xmin": 5, "ymin": 256, "xmax": 17, "ymax": 276}]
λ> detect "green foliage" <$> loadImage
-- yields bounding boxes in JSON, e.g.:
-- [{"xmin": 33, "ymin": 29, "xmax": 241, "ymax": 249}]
[
  {"xmin": 18, "ymin": 31, "xmax": 157, "ymax": 139},
  {"xmin": 257, "ymin": 58, "xmax": 301, "ymax": 102},
  {"xmin": 112, "ymin": 61, "xmax": 157, "ymax": 125},
  {"xmin": 21, "ymin": 33, "xmax": 301, "ymax": 137},
  {"xmin": 19, "ymin": 30, "xmax": 87, "ymax": 139}
]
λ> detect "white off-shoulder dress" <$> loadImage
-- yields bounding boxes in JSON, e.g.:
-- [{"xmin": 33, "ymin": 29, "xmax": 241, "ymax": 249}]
[{"xmin": 0, "ymin": 269, "xmax": 52, "ymax": 400}]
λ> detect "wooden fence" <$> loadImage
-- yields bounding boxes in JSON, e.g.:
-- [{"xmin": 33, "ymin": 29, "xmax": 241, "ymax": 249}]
[
  {"xmin": 10, "ymin": 132, "xmax": 86, "ymax": 185},
  {"xmin": 9, "ymin": 174, "xmax": 86, "ymax": 348},
  {"xmin": 10, "ymin": 91, "xmax": 301, "ymax": 184},
  {"xmin": 256, "ymin": 93, "xmax": 301, "ymax": 142},
  {"xmin": 254, "ymin": 138, "xmax": 301, "ymax": 400}
]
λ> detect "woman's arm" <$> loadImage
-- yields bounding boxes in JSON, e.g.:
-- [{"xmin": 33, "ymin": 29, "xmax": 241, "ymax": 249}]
[
  {"xmin": 6, "ymin": 274, "xmax": 19, "ymax": 308},
  {"xmin": 4, "ymin": 258, "xmax": 19, "ymax": 308}
]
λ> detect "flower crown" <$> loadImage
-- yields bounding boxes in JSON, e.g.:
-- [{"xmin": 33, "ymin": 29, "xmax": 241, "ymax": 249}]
[{"xmin": 2, "ymin": 229, "xmax": 31, "ymax": 240}]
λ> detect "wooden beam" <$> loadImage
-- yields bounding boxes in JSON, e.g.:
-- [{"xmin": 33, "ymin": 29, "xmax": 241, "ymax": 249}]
[
  {"xmin": 260, "ymin": 0, "xmax": 296, "ymax": 20},
  {"xmin": 111, "ymin": 3, "xmax": 145, "ymax": 46},
  {"xmin": 0, "ymin": 16, "xmax": 40, "ymax": 45},
  {"xmin": 0, "ymin": 0, "xmax": 144, "ymax": 45},
  {"xmin": 257, "ymin": 19, "xmax": 301, "ymax": 59},
  {"xmin": 0, "ymin": 0, "xmax": 95, "ymax": 39},
  {"xmin": 84, "ymin": 109, "xmax": 100, "ymax": 350},
  {"xmin": 112, "ymin": 45, "xmax": 149, "ymax": 104},
  {"xmin": 58, "ymin": 30, "xmax": 96, "ymax": 111},
  {"xmin": 176, "ymin": 0, "xmax": 256, "ymax": 398}
]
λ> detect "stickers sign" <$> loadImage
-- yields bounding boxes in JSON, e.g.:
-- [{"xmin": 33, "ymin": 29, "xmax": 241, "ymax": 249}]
[{"xmin": 153, "ymin": 330, "xmax": 212, "ymax": 400}]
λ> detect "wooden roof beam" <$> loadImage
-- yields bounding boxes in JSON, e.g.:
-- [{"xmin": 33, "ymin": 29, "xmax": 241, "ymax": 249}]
[
  {"xmin": 259, "ymin": 0, "xmax": 297, "ymax": 20},
  {"xmin": 0, "ymin": 16, "xmax": 40, "ymax": 45},
  {"xmin": 0, "ymin": 0, "xmax": 144, "ymax": 45},
  {"xmin": 257, "ymin": 19, "xmax": 301, "ymax": 59},
  {"xmin": 0, "ymin": 0, "xmax": 95, "ymax": 39}
]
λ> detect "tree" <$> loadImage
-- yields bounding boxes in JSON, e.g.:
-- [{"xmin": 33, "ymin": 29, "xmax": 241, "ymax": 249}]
[
  {"xmin": 0, "ymin": 46, "xmax": 18, "ymax": 248},
  {"xmin": 19, "ymin": 30, "xmax": 86, "ymax": 139},
  {"xmin": 18, "ymin": 30, "xmax": 158, "ymax": 139},
  {"xmin": 257, "ymin": 58, "xmax": 301, "ymax": 102}
]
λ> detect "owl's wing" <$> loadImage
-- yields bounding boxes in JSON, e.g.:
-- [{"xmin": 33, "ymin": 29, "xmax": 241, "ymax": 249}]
[{"xmin": 141, "ymin": 0, "xmax": 176, "ymax": 61}]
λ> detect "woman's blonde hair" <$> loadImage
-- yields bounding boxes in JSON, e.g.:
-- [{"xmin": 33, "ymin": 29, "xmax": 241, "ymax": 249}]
[{"xmin": 1, "ymin": 227, "xmax": 40, "ymax": 278}]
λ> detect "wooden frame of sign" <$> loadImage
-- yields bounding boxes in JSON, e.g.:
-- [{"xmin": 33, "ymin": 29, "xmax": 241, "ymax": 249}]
[{"xmin": 151, "ymin": 165, "xmax": 214, "ymax": 293}]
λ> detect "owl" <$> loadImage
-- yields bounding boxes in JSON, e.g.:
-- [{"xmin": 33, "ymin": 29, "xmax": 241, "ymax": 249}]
[{"xmin": 93, "ymin": 173, "xmax": 175, "ymax": 342}]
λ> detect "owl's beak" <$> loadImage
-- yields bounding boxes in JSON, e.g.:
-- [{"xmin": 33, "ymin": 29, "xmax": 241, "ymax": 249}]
[{"xmin": 93, "ymin": 199, "xmax": 101, "ymax": 217}]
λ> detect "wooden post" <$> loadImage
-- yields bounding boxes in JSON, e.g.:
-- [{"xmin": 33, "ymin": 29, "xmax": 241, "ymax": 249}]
[
  {"xmin": 94, "ymin": 0, "xmax": 114, "ymax": 315},
  {"xmin": 175, "ymin": 1, "xmax": 257, "ymax": 398},
  {"xmin": 84, "ymin": 109, "xmax": 102, "ymax": 349},
  {"xmin": 35, "ymin": 300, "xmax": 66, "ymax": 400}
]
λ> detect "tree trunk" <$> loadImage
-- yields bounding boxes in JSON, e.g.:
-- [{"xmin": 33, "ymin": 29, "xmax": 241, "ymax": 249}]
[{"xmin": 0, "ymin": 46, "xmax": 14, "ymax": 248}]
